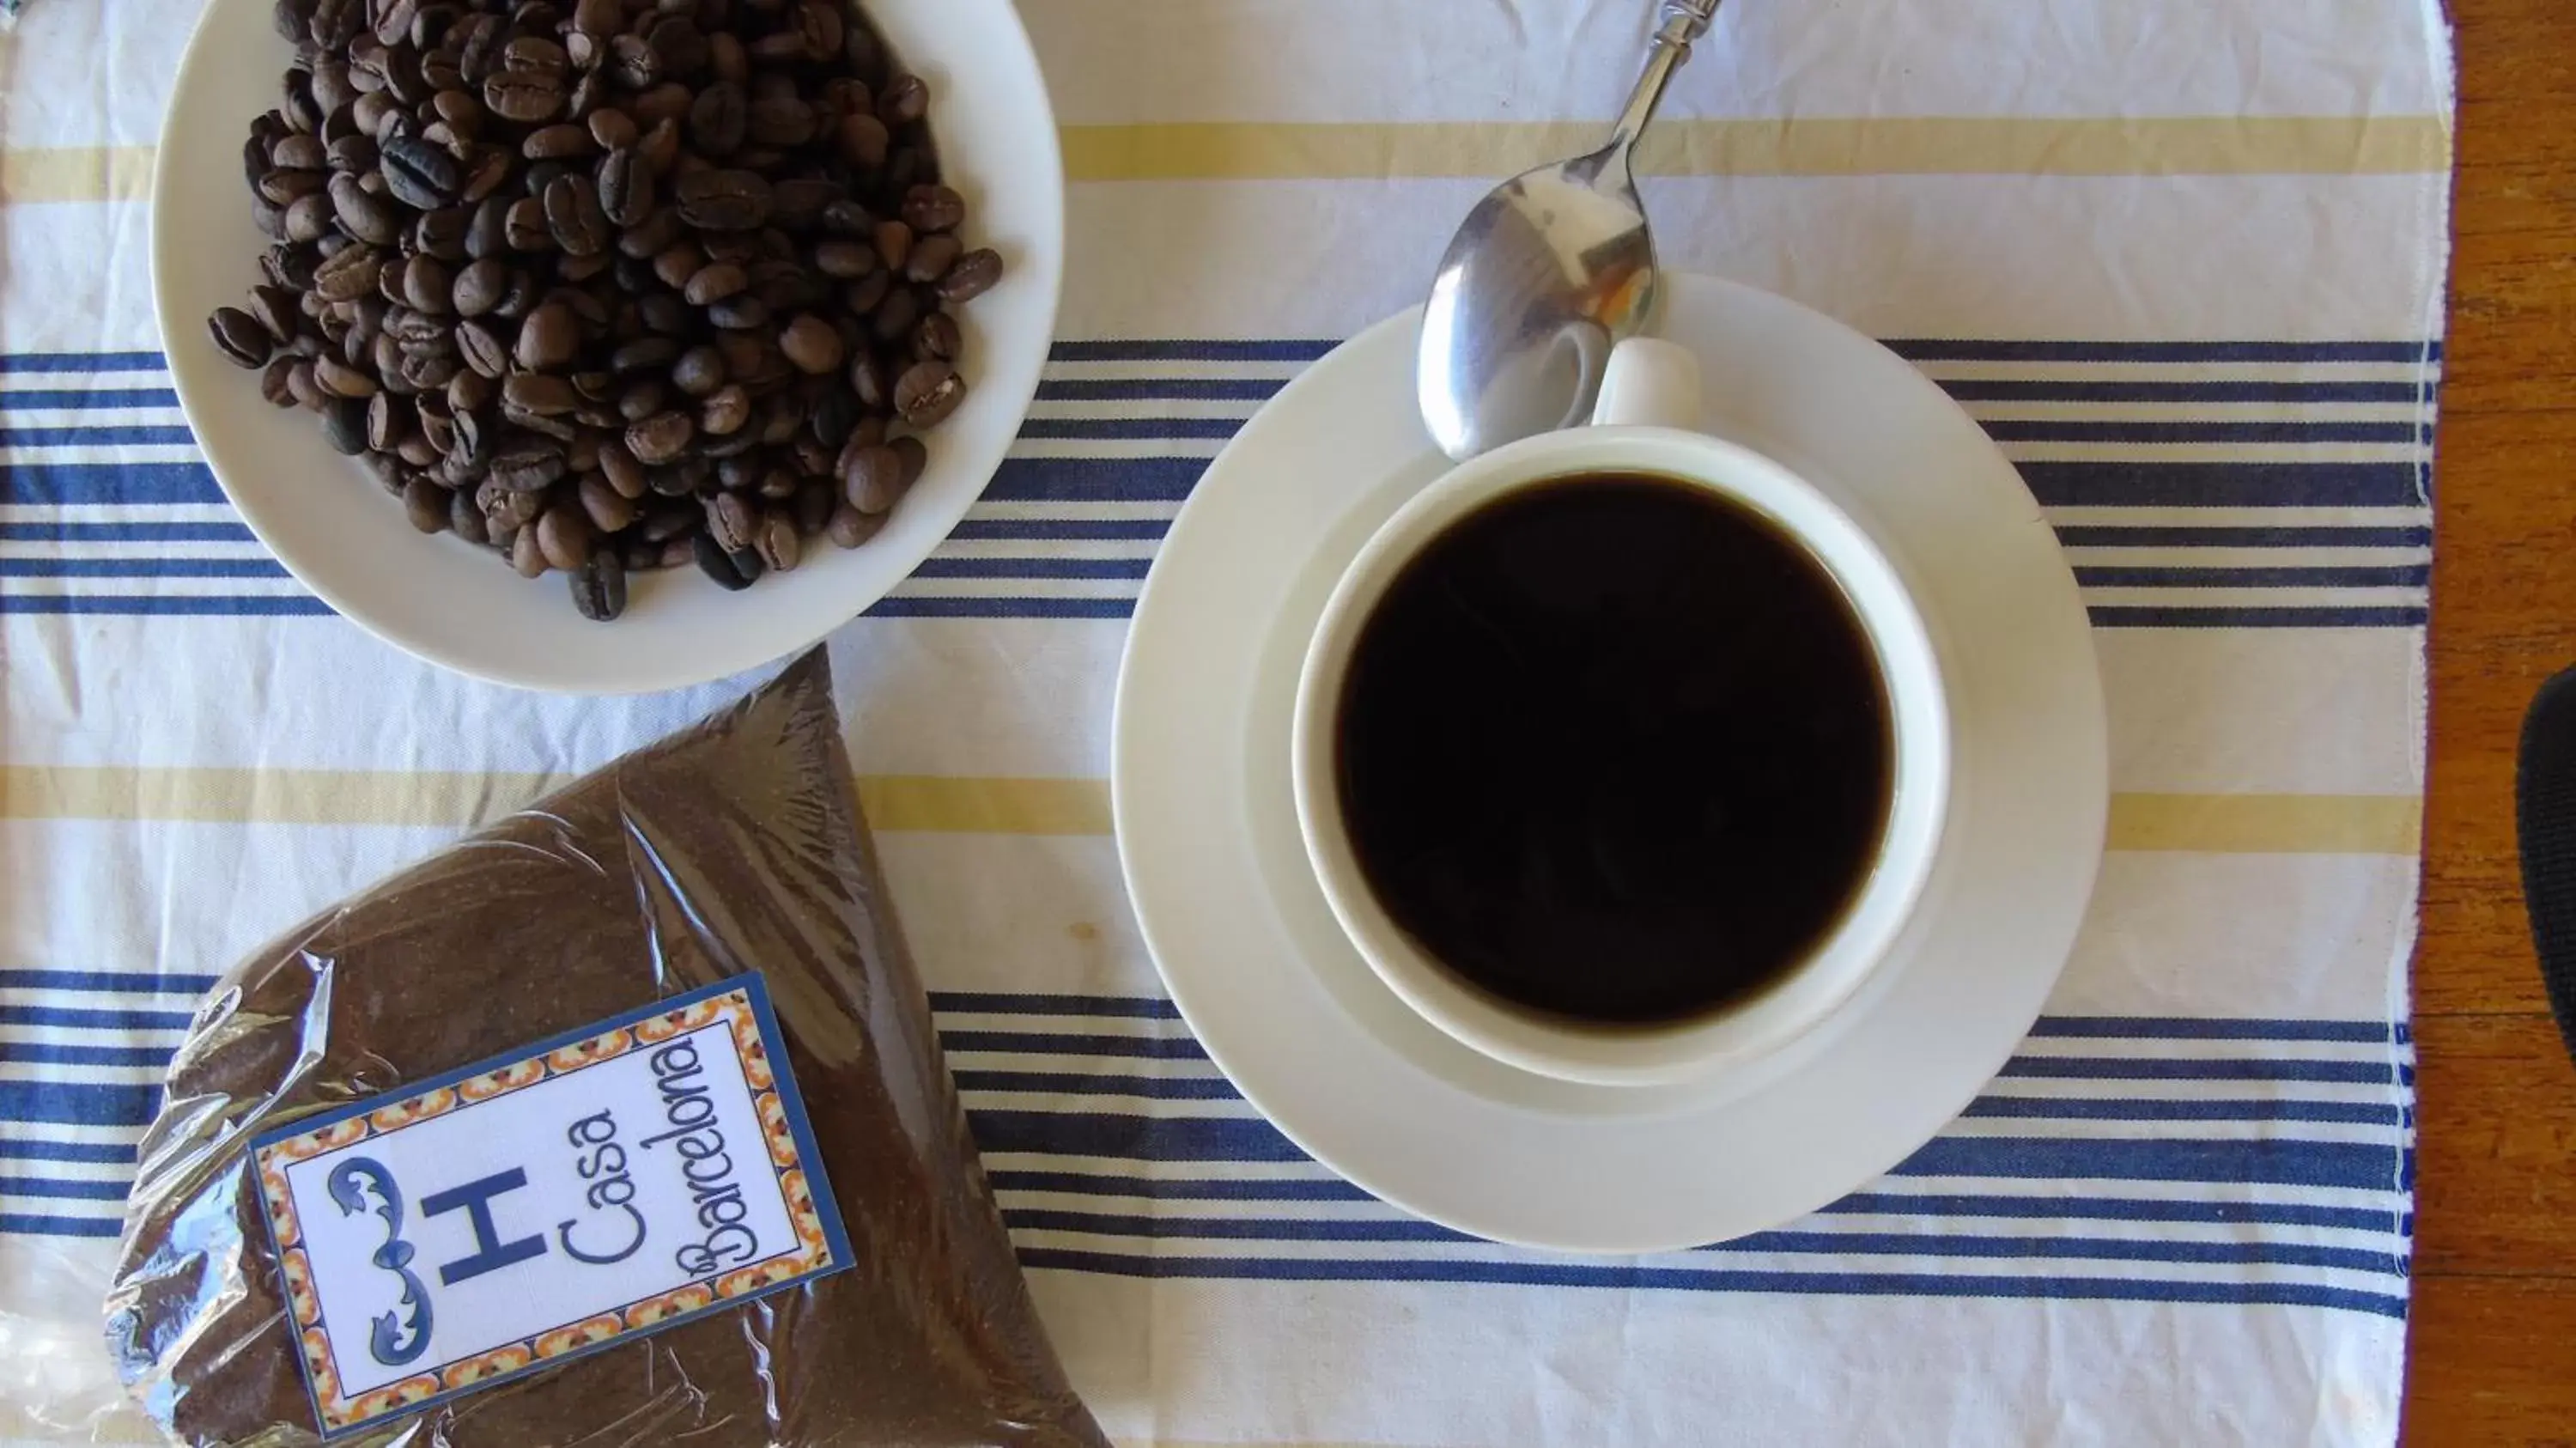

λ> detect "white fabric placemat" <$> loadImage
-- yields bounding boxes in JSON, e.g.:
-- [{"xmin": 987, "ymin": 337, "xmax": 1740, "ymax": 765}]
[{"xmin": 0, "ymin": 0, "xmax": 2451, "ymax": 1443}]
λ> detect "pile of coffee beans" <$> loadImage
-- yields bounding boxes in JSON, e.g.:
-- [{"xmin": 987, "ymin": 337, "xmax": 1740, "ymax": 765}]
[{"xmin": 206, "ymin": 0, "xmax": 1005, "ymax": 621}]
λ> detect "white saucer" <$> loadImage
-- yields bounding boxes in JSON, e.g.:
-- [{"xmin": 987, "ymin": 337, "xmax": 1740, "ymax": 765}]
[{"xmin": 1111, "ymin": 276, "xmax": 2108, "ymax": 1254}]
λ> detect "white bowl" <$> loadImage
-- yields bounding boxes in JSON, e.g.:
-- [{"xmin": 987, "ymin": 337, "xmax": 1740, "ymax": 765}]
[{"xmin": 153, "ymin": 0, "xmax": 1065, "ymax": 694}]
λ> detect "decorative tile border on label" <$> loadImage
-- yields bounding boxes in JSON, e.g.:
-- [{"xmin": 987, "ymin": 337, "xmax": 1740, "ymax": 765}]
[{"xmin": 248, "ymin": 973, "xmax": 851, "ymax": 1439}]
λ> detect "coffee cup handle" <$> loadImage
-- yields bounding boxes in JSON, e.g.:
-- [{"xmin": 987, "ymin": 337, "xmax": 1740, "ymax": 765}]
[{"xmin": 1590, "ymin": 337, "xmax": 1704, "ymax": 431}]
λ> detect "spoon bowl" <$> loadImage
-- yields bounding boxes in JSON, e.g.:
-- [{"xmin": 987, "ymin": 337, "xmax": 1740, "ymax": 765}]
[
  {"xmin": 1416, "ymin": 0, "xmax": 1723, "ymax": 460},
  {"xmin": 1418, "ymin": 149, "xmax": 1660, "ymax": 460}
]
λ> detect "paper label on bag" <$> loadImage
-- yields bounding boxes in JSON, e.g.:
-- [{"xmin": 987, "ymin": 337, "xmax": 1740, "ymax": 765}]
[{"xmin": 249, "ymin": 973, "xmax": 851, "ymax": 1439}]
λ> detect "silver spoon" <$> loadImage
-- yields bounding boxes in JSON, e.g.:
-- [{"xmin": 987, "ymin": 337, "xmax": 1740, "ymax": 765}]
[{"xmin": 1417, "ymin": 0, "xmax": 1724, "ymax": 460}]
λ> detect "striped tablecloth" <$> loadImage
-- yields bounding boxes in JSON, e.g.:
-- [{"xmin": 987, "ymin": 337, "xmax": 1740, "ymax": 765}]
[{"xmin": 1, "ymin": 1, "xmax": 2450, "ymax": 1444}]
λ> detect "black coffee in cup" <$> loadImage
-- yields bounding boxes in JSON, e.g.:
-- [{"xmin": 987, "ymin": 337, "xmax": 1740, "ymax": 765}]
[{"xmin": 1333, "ymin": 472, "xmax": 1894, "ymax": 1025}]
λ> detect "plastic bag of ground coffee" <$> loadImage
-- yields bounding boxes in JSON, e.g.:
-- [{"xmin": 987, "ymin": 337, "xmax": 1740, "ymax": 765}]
[{"xmin": 102, "ymin": 651, "xmax": 1107, "ymax": 1448}]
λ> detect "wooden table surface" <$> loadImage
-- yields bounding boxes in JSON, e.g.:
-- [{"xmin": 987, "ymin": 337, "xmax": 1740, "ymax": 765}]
[{"xmin": 2411, "ymin": 0, "xmax": 2576, "ymax": 1439}]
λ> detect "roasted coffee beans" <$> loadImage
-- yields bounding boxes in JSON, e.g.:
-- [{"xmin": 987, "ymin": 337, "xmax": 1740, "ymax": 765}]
[{"xmin": 209, "ymin": 0, "xmax": 1007, "ymax": 621}]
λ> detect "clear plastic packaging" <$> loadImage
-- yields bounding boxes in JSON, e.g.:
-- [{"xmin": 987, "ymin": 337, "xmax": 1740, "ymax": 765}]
[{"xmin": 103, "ymin": 651, "xmax": 1108, "ymax": 1447}]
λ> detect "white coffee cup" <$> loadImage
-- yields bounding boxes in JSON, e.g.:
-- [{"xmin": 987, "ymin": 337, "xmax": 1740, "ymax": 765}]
[{"xmin": 1290, "ymin": 337, "xmax": 1951, "ymax": 1087}]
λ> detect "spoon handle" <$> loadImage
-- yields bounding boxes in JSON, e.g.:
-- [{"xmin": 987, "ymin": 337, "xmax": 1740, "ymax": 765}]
[
  {"xmin": 1656, "ymin": 0, "xmax": 1725, "ymax": 44},
  {"xmin": 1605, "ymin": 0, "xmax": 1724, "ymax": 161}
]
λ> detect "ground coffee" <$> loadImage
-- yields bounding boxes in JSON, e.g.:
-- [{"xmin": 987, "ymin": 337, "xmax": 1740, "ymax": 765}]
[{"xmin": 104, "ymin": 651, "xmax": 1107, "ymax": 1447}]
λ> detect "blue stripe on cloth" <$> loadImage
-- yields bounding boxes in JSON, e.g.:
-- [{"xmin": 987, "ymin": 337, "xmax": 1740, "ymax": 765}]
[
  {"xmin": 1018, "ymin": 417, "xmax": 1244, "ymax": 441},
  {"xmin": 2026, "ymin": 1017, "xmax": 2397, "ymax": 1043},
  {"xmin": 908, "ymin": 557, "xmax": 1155, "ymax": 581},
  {"xmin": 0, "ymin": 1080, "xmax": 158, "ymax": 1126},
  {"xmin": 864, "ymin": 597, "xmax": 1134, "ymax": 619},
  {"xmin": 1936, "ymin": 380, "xmax": 2424, "ymax": 405},
  {"xmin": 969, "ymin": 1110, "xmax": 1303, "ymax": 1160},
  {"xmin": 0, "ymin": 1175, "xmax": 129, "ymax": 1201},
  {"xmin": 943, "ymin": 1031, "xmax": 1211, "ymax": 1059},
  {"xmin": 0, "ymin": 970, "xmax": 219, "ymax": 995},
  {"xmin": 0, "ymin": 521, "xmax": 258, "ymax": 543},
  {"xmin": 1011, "ymin": 1250, "xmax": 2411, "ymax": 1319},
  {"xmin": 0, "ymin": 462, "xmax": 223, "ymax": 504},
  {"xmin": 0, "ymin": 1005, "xmax": 199, "ymax": 1030},
  {"xmin": 2019, "ymin": 462, "xmax": 2421, "ymax": 508},
  {"xmin": 0, "ymin": 1042, "xmax": 179, "ymax": 1068},
  {"xmin": 2072, "ymin": 564, "xmax": 2428, "ymax": 588},
  {"xmin": 0, "ymin": 388, "xmax": 181, "ymax": 410},
  {"xmin": 0, "ymin": 426, "xmax": 197, "ymax": 447},
  {"xmin": 1959, "ymin": 1098, "xmax": 2406, "ymax": 1126},
  {"xmin": 1005, "ymin": 1210, "xmax": 2405, "ymax": 1276},
  {"xmin": 1819, "ymin": 1194, "xmax": 2401, "ymax": 1232},
  {"xmin": 0, "ymin": 557, "xmax": 291, "ymax": 579},
  {"xmin": 1009, "ymin": 1207, "xmax": 1469, "ymax": 1242},
  {"xmin": 966, "ymin": 1110, "xmax": 2403, "ymax": 1188},
  {"xmin": 957, "ymin": 1071, "xmax": 1244, "ymax": 1099},
  {"xmin": 983, "ymin": 457, "xmax": 1205, "ymax": 502},
  {"xmin": 0, "ymin": 351, "xmax": 168, "ymax": 374},
  {"xmin": 989, "ymin": 1171, "xmax": 1376, "ymax": 1201},
  {"xmin": 0, "ymin": 1215, "xmax": 121, "ymax": 1237},
  {"xmin": 932, "ymin": 993, "xmax": 1184, "ymax": 1018},
  {"xmin": 2050, "ymin": 526, "xmax": 2432, "ymax": 549},
  {"xmin": 0, "ymin": 596, "xmax": 337, "ymax": 617},
  {"xmin": 1048, "ymin": 340, "xmax": 1337, "ymax": 363},
  {"xmin": 946, "ymin": 518, "xmax": 1173, "ymax": 541},
  {"xmin": 2087, "ymin": 605, "xmax": 2428, "ymax": 628},
  {"xmin": 1998, "ymin": 1056, "xmax": 2401, "ymax": 1084},
  {"xmin": 1036, "ymin": 378, "xmax": 1286, "ymax": 402},
  {"xmin": 1891, "ymin": 1137, "xmax": 2400, "ymax": 1190},
  {"xmin": 0, "ymin": 1139, "xmax": 136, "ymax": 1165},
  {"xmin": 1882, "ymin": 340, "xmax": 2437, "ymax": 365}
]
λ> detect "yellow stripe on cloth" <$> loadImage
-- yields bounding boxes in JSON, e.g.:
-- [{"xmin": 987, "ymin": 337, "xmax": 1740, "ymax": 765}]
[
  {"xmin": 1060, "ymin": 115, "xmax": 2451, "ymax": 181},
  {"xmin": 0, "ymin": 765, "xmax": 1113, "ymax": 836},
  {"xmin": 861, "ymin": 774, "xmax": 1112, "ymax": 835},
  {"xmin": 0, "ymin": 115, "xmax": 2449, "ymax": 207},
  {"xmin": 1, "ymin": 144, "xmax": 156, "ymax": 204},
  {"xmin": 0, "ymin": 764, "xmax": 568, "ymax": 827},
  {"xmin": 6, "ymin": 767, "xmax": 2417, "ymax": 852},
  {"xmin": 2105, "ymin": 793, "xmax": 2422, "ymax": 855}
]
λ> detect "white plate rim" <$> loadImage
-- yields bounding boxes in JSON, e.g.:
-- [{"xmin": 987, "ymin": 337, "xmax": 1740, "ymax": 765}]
[
  {"xmin": 1111, "ymin": 275, "xmax": 2110, "ymax": 1254},
  {"xmin": 152, "ymin": 0, "xmax": 1065, "ymax": 695}
]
